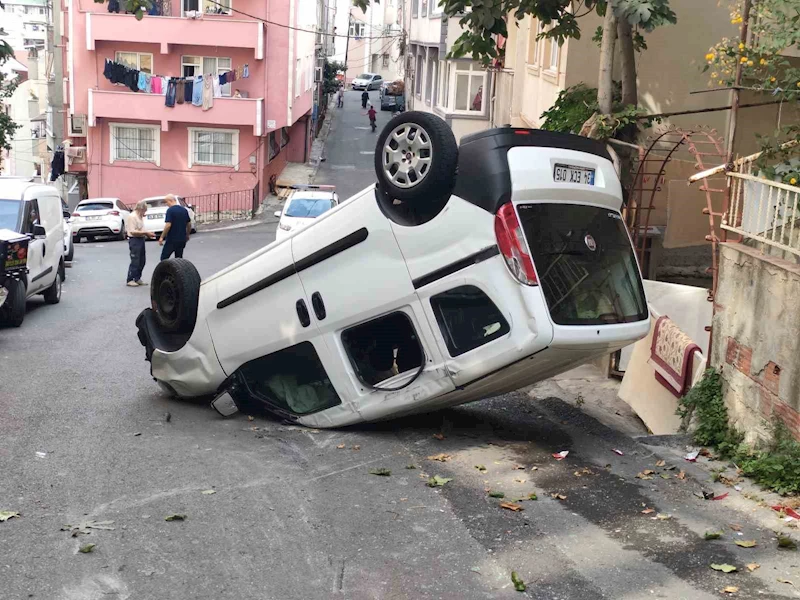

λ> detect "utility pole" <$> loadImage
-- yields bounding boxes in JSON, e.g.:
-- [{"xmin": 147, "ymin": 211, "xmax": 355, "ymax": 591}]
[{"xmin": 344, "ymin": 15, "xmax": 351, "ymax": 86}]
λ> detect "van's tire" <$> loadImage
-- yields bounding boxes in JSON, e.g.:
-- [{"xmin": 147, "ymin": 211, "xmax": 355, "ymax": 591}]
[
  {"xmin": 0, "ymin": 279, "xmax": 26, "ymax": 327},
  {"xmin": 151, "ymin": 258, "xmax": 201, "ymax": 334},
  {"xmin": 43, "ymin": 262, "xmax": 63, "ymax": 304},
  {"xmin": 65, "ymin": 241, "xmax": 74, "ymax": 262},
  {"xmin": 374, "ymin": 111, "xmax": 458, "ymax": 206}
]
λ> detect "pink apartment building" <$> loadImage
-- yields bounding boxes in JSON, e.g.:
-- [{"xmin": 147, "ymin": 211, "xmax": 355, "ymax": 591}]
[{"xmin": 62, "ymin": 0, "xmax": 317, "ymax": 210}]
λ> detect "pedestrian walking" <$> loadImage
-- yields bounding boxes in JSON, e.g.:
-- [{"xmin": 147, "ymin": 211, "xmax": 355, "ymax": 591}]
[
  {"xmin": 368, "ymin": 104, "xmax": 377, "ymax": 132},
  {"xmin": 126, "ymin": 200, "xmax": 155, "ymax": 287},
  {"xmin": 336, "ymin": 86, "xmax": 344, "ymax": 108},
  {"xmin": 361, "ymin": 90, "xmax": 369, "ymax": 109},
  {"xmin": 158, "ymin": 194, "xmax": 192, "ymax": 260}
]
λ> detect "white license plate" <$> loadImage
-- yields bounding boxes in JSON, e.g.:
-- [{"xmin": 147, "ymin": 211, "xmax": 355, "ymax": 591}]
[
  {"xmin": 554, "ymin": 164, "xmax": 595, "ymax": 185},
  {"xmin": 88, "ymin": 216, "xmax": 103, "ymax": 221},
  {"xmin": 147, "ymin": 214, "xmax": 162, "ymax": 220}
]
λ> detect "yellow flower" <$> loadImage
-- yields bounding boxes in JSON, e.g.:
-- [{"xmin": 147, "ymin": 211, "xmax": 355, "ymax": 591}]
[
  {"xmin": 706, "ymin": 53, "xmax": 715, "ymax": 61},
  {"xmin": 797, "ymin": 81, "xmax": 800, "ymax": 87},
  {"xmin": 760, "ymin": 58, "xmax": 767, "ymax": 65},
  {"xmin": 711, "ymin": 72, "xmax": 718, "ymax": 78},
  {"xmin": 791, "ymin": 178, "xmax": 797, "ymax": 185},
  {"xmin": 770, "ymin": 77, "xmax": 776, "ymax": 82},
  {"xmin": 718, "ymin": 80, "xmax": 724, "ymax": 85},
  {"xmin": 747, "ymin": 60, "xmax": 754, "ymax": 67},
  {"xmin": 739, "ymin": 42, "xmax": 745, "ymax": 50},
  {"xmin": 731, "ymin": 16, "xmax": 743, "ymax": 24},
  {"xmin": 740, "ymin": 56, "xmax": 748, "ymax": 63}
]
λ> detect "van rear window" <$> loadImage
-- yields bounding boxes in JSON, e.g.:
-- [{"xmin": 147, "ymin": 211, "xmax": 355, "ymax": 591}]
[{"xmin": 517, "ymin": 204, "xmax": 647, "ymax": 326}]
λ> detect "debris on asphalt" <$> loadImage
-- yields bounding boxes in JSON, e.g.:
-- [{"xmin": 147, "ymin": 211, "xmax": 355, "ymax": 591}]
[
  {"xmin": 511, "ymin": 571, "xmax": 526, "ymax": 592},
  {"xmin": 641, "ymin": 508, "xmax": 655, "ymax": 515},
  {"xmin": 500, "ymin": 502, "xmax": 523, "ymax": 512},
  {"xmin": 636, "ymin": 470, "xmax": 654, "ymax": 480},
  {"xmin": 659, "ymin": 473, "xmax": 671, "ymax": 479},
  {"xmin": 201, "ymin": 490, "xmax": 216, "ymax": 495},
  {"xmin": 427, "ymin": 476, "xmax": 452, "ymax": 488},
  {"xmin": 721, "ymin": 586, "xmax": 739, "ymax": 595},
  {"xmin": 79, "ymin": 543, "xmax": 96, "ymax": 554},
  {"xmin": 406, "ymin": 464, "xmax": 417, "ymax": 469},
  {"xmin": 612, "ymin": 448, "xmax": 624, "ymax": 456},
  {"xmin": 475, "ymin": 465, "xmax": 487, "ymax": 473},
  {"xmin": 530, "ymin": 466, "xmax": 539, "ymax": 471},
  {"xmin": 164, "ymin": 412, "xmax": 171, "ymax": 423},
  {"xmin": 573, "ymin": 467, "xmax": 592, "ymax": 477},
  {"xmin": 551, "ymin": 493, "xmax": 567, "ymax": 501},
  {"xmin": 247, "ymin": 416, "xmax": 255, "ymax": 421},
  {"xmin": 677, "ymin": 471, "xmax": 687, "ymax": 480},
  {"xmin": 684, "ymin": 450, "xmax": 700, "ymax": 462},
  {"xmin": 470, "ymin": 566, "xmax": 481, "ymax": 574},
  {"xmin": 369, "ymin": 468, "xmax": 391, "ymax": 477},
  {"xmin": 746, "ymin": 563, "xmax": 760, "ymax": 572},
  {"xmin": 729, "ymin": 523, "xmax": 742, "ymax": 531},
  {"xmin": 552, "ymin": 451, "xmax": 569, "ymax": 461},
  {"xmin": 710, "ymin": 563, "xmax": 737, "ymax": 573},
  {"xmin": 514, "ymin": 464, "xmax": 526, "ymax": 470},
  {"xmin": 336, "ymin": 444, "xmax": 345, "ymax": 449},
  {"xmin": 528, "ymin": 493, "xmax": 538, "ymax": 501},
  {"xmin": 772, "ymin": 505, "xmax": 800, "ymax": 521},
  {"xmin": 777, "ymin": 578, "xmax": 795, "ymax": 586},
  {"xmin": 777, "ymin": 535, "xmax": 797, "ymax": 550},
  {"xmin": 735, "ymin": 540, "xmax": 757, "ymax": 548},
  {"xmin": 655, "ymin": 460, "xmax": 666, "ymax": 467},
  {"xmin": 351, "ymin": 445, "xmax": 361, "ymax": 451},
  {"xmin": 164, "ymin": 514, "xmax": 187, "ymax": 522},
  {"xmin": 428, "ymin": 453, "xmax": 451, "ymax": 462},
  {"xmin": 0, "ymin": 511, "xmax": 20, "ymax": 522},
  {"xmin": 704, "ymin": 531, "xmax": 722, "ymax": 540},
  {"xmin": 133, "ymin": 432, "xmax": 141, "ymax": 437},
  {"xmin": 488, "ymin": 491, "xmax": 505, "ymax": 499},
  {"xmin": 654, "ymin": 514, "xmax": 672, "ymax": 521},
  {"xmin": 35, "ymin": 451, "xmax": 47, "ymax": 458},
  {"xmin": 433, "ymin": 433, "xmax": 446, "ymax": 441},
  {"xmin": 61, "ymin": 520, "xmax": 115, "ymax": 536},
  {"xmin": 714, "ymin": 492, "xmax": 729, "ymax": 501}
]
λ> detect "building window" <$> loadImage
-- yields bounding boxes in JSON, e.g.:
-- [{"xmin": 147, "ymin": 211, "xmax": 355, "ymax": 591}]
[
  {"xmin": 349, "ymin": 22, "xmax": 365, "ymax": 37},
  {"xmin": 109, "ymin": 123, "xmax": 159, "ymax": 165},
  {"xmin": 528, "ymin": 20, "xmax": 544, "ymax": 65},
  {"xmin": 268, "ymin": 131, "xmax": 280, "ymax": 161},
  {"xmin": 549, "ymin": 37, "xmax": 560, "ymax": 71},
  {"xmin": 415, "ymin": 54, "xmax": 423, "ymax": 97},
  {"xmin": 382, "ymin": 53, "xmax": 389, "ymax": 68},
  {"xmin": 454, "ymin": 62, "xmax": 486, "ymax": 113},
  {"xmin": 181, "ymin": 56, "xmax": 231, "ymax": 96},
  {"xmin": 421, "ymin": 0, "xmax": 428, "ymax": 17},
  {"xmin": 115, "ymin": 52, "xmax": 153, "ymax": 74},
  {"xmin": 412, "ymin": 0, "xmax": 418, "ymax": 17},
  {"xmin": 182, "ymin": 0, "xmax": 232, "ymax": 15},
  {"xmin": 280, "ymin": 127, "xmax": 289, "ymax": 148},
  {"xmin": 437, "ymin": 60, "xmax": 450, "ymax": 108},
  {"xmin": 188, "ymin": 127, "xmax": 239, "ymax": 168},
  {"xmin": 425, "ymin": 50, "xmax": 436, "ymax": 104}
]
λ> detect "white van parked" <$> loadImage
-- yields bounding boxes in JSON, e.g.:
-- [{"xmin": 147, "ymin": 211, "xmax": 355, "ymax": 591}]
[
  {"xmin": 0, "ymin": 179, "xmax": 65, "ymax": 326},
  {"xmin": 136, "ymin": 114, "xmax": 649, "ymax": 427}
]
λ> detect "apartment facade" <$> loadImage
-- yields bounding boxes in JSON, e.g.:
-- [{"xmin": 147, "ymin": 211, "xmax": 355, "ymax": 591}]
[{"xmin": 61, "ymin": 0, "xmax": 317, "ymax": 206}]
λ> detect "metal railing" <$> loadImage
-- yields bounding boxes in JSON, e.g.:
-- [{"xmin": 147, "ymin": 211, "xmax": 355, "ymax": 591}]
[{"xmin": 185, "ymin": 184, "xmax": 260, "ymax": 225}]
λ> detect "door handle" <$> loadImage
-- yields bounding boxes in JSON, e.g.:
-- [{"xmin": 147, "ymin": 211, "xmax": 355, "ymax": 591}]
[
  {"xmin": 311, "ymin": 292, "xmax": 326, "ymax": 320},
  {"xmin": 296, "ymin": 299, "xmax": 311, "ymax": 328}
]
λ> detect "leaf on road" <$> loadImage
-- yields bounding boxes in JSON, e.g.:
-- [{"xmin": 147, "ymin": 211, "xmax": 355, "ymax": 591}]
[
  {"xmin": 201, "ymin": 490, "xmax": 216, "ymax": 495},
  {"xmin": 746, "ymin": 563, "xmax": 760, "ymax": 572},
  {"xmin": 514, "ymin": 465, "xmax": 526, "ymax": 470},
  {"xmin": 729, "ymin": 523, "xmax": 742, "ymax": 531},
  {"xmin": 470, "ymin": 566, "xmax": 481, "ymax": 573},
  {"xmin": 351, "ymin": 445, "xmax": 361, "ymax": 451},
  {"xmin": 514, "ymin": 478, "xmax": 526, "ymax": 484},
  {"xmin": 710, "ymin": 563, "xmax": 737, "ymax": 573},
  {"xmin": 551, "ymin": 493, "xmax": 567, "ymax": 501},
  {"xmin": 528, "ymin": 493, "xmax": 538, "ymax": 501},
  {"xmin": 164, "ymin": 514, "xmax": 187, "ymax": 522},
  {"xmin": 552, "ymin": 451, "xmax": 569, "ymax": 461},
  {"xmin": 641, "ymin": 508, "xmax": 655, "ymax": 515},
  {"xmin": 777, "ymin": 578, "xmax": 795, "ymax": 585},
  {"xmin": 247, "ymin": 416, "xmax": 255, "ymax": 421},
  {"xmin": 433, "ymin": 433, "xmax": 446, "ymax": 441},
  {"xmin": 530, "ymin": 466, "xmax": 539, "ymax": 471},
  {"xmin": 659, "ymin": 473, "xmax": 671, "ymax": 479},
  {"xmin": 704, "ymin": 531, "xmax": 722, "ymax": 540},
  {"xmin": 677, "ymin": 471, "xmax": 687, "ymax": 480},
  {"xmin": 655, "ymin": 513, "xmax": 672, "ymax": 521},
  {"xmin": 656, "ymin": 460, "xmax": 666, "ymax": 467},
  {"xmin": 406, "ymin": 464, "xmax": 417, "ymax": 469},
  {"xmin": 428, "ymin": 453, "xmax": 451, "ymax": 462},
  {"xmin": 500, "ymin": 502, "xmax": 524, "ymax": 512},
  {"xmin": 0, "ymin": 511, "xmax": 20, "ymax": 522},
  {"xmin": 511, "ymin": 571, "xmax": 526, "ymax": 592},
  {"xmin": 370, "ymin": 468, "xmax": 391, "ymax": 477},
  {"xmin": 336, "ymin": 444, "xmax": 345, "ymax": 449},
  {"xmin": 427, "ymin": 476, "xmax": 452, "ymax": 488},
  {"xmin": 636, "ymin": 472, "xmax": 654, "ymax": 480},
  {"xmin": 475, "ymin": 465, "xmax": 487, "ymax": 473},
  {"xmin": 612, "ymin": 448, "xmax": 624, "ymax": 456},
  {"xmin": 79, "ymin": 543, "xmax": 96, "ymax": 554},
  {"xmin": 573, "ymin": 467, "xmax": 592, "ymax": 477},
  {"xmin": 721, "ymin": 586, "xmax": 739, "ymax": 594},
  {"xmin": 488, "ymin": 491, "xmax": 505, "ymax": 498},
  {"xmin": 777, "ymin": 536, "xmax": 798, "ymax": 550},
  {"xmin": 713, "ymin": 492, "xmax": 729, "ymax": 501},
  {"xmin": 735, "ymin": 540, "xmax": 757, "ymax": 548},
  {"xmin": 61, "ymin": 520, "xmax": 116, "ymax": 536}
]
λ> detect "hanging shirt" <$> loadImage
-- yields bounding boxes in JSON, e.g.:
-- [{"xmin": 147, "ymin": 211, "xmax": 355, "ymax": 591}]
[
  {"xmin": 151, "ymin": 76, "xmax": 162, "ymax": 94},
  {"xmin": 192, "ymin": 76, "xmax": 204, "ymax": 106},
  {"xmin": 137, "ymin": 71, "xmax": 147, "ymax": 92},
  {"xmin": 228, "ymin": 69, "xmax": 236, "ymax": 82},
  {"xmin": 202, "ymin": 75, "xmax": 214, "ymax": 110},
  {"xmin": 243, "ymin": 63, "xmax": 249, "ymax": 78},
  {"xmin": 144, "ymin": 74, "xmax": 152, "ymax": 93},
  {"xmin": 126, "ymin": 69, "xmax": 140, "ymax": 92},
  {"xmin": 165, "ymin": 79, "xmax": 177, "ymax": 107},
  {"xmin": 212, "ymin": 75, "xmax": 221, "ymax": 98},
  {"xmin": 176, "ymin": 79, "xmax": 185, "ymax": 104}
]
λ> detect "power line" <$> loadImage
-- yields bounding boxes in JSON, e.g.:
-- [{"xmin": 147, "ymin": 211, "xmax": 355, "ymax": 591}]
[{"xmin": 205, "ymin": 0, "xmax": 403, "ymax": 41}]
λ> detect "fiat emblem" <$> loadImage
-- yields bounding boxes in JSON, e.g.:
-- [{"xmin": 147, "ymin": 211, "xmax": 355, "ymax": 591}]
[{"xmin": 584, "ymin": 234, "xmax": 597, "ymax": 251}]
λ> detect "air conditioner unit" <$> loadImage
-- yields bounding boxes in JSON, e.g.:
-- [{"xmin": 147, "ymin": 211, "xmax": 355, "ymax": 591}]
[
  {"xmin": 68, "ymin": 114, "xmax": 86, "ymax": 137},
  {"xmin": 64, "ymin": 141, "xmax": 87, "ymax": 172},
  {"xmin": 314, "ymin": 67, "xmax": 322, "ymax": 83}
]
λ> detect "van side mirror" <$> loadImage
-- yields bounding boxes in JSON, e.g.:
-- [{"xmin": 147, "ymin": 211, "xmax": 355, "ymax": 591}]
[
  {"xmin": 33, "ymin": 224, "xmax": 46, "ymax": 238},
  {"xmin": 63, "ymin": 209, "xmax": 71, "ymax": 219}
]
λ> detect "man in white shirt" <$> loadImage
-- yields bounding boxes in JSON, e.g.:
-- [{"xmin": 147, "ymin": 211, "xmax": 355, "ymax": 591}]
[{"xmin": 126, "ymin": 200, "xmax": 156, "ymax": 287}]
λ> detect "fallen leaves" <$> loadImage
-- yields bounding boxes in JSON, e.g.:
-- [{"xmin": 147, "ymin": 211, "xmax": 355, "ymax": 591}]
[
  {"xmin": 552, "ymin": 451, "xmax": 569, "ymax": 461},
  {"xmin": 612, "ymin": 448, "xmax": 624, "ymax": 456},
  {"xmin": 514, "ymin": 478, "xmax": 526, "ymax": 484},
  {"xmin": 636, "ymin": 470, "xmax": 655, "ymax": 480},
  {"xmin": 653, "ymin": 514, "xmax": 672, "ymax": 521},
  {"xmin": 551, "ymin": 493, "xmax": 567, "ymax": 501},
  {"xmin": 370, "ymin": 468, "xmax": 392, "ymax": 477},
  {"xmin": 427, "ymin": 476, "xmax": 452, "ymax": 488},
  {"xmin": 704, "ymin": 531, "xmax": 722, "ymax": 540},
  {"xmin": 406, "ymin": 464, "xmax": 417, "ymax": 470},
  {"xmin": 79, "ymin": 543, "xmax": 96, "ymax": 554},
  {"xmin": 164, "ymin": 514, "xmax": 187, "ymax": 522},
  {"xmin": 511, "ymin": 571, "xmax": 526, "ymax": 592},
  {"xmin": 433, "ymin": 433, "xmax": 446, "ymax": 441},
  {"xmin": 746, "ymin": 563, "xmax": 760, "ymax": 572},
  {"xmin": 336, "ymin": 444, "xmax": 345, "ymax": 449},
  {"xmin": 641, "ymin": 508, "xmax": 655, "ymax": 515},
  {"xmin": 734, "ymin": 540, "xmax": 757, "ymax": 548},
  {"xmin": 488, "ymin": 491, "xmax": 505, "ymax": 499},
  {"xmin": 777, "ymin": 578, "xmax": 795, "ymax": 586},
  {"xmin": 677, "ymin": 471, "xmax": 687, "ymax": 480},
  {"xmin": 475, "ymin": 465, "xmax": 487, "ymax": 473},
  {"xmin": 710, "ymin": 563, "xmax": 737, "ymax": 573},
  {"xmin": 351, "ymin": 445, "xmax": 361, "ymax": 451},
  {"xmin": 729, "ymin": 523, "xmax": 742, "ymax": 532},
  {"xmin": 201, "ymin": 490, "xmax": 216, "ymax": 495},
  {"xmin": 655, "ymin": 460, "xmax": 666, "ymax": 467},
  {"xmin": 721, "ymin": 586, "xmax": 739, "ymax": 595},
  {"xmin": 777, "ymin": 536, "xmax": 797, "ymax": 550},
  {"xmin": 713, "ymin": 492, "xmax": 729, "ymax": 501},
  {"xmin": 528, "ymin": 493, "xmax": 538, "ymax": 501},
  {"xmin": 0, "ymin": 511, "xmax": 20, "ymax": 522},
  {"xmin": 513, "ymin": 465, "xmax": 526, "ymax": 470},
  {"xmin": 573, "ymin": 467, "xmax": 592, "ymax": 477},
  {"xmin": 61, "ymin": 520, "xmax": 115, "ymax": 537},
  {"xmin": 684, "ymin": 450, "xmax": 700, "ymax": 462},
  {"xmin": 500, "ymin": 502, "xmax": 524, "ymax": 512},
  {"xmin": 428, "ymin": 453, "xmax": 451, "ymax": 462}
]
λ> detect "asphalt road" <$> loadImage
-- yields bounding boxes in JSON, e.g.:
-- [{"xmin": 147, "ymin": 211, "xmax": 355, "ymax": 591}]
[{"xmin": 1, "ymin": 99, "xmax": 798, "ymax": 600}]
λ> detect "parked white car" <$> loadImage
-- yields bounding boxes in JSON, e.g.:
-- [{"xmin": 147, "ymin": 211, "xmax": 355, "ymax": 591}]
[
  {"xmin": 0, "ymin": 179, "xmax": 65, "ymax": 326},
  {"xmin": 136, "ymin": 113, "xmax": 649, "ymax": 428},
  {"xmin": 61, "ymin": 201, "xmax": 74, "ymax": 262},
  {"xmin": 274, "ymin": 186, "xmax": 339, "ymax": 241},
  {"xmin": 141, "ymin": 195, "xmax": 197, "ymax": 238},
  {"xmin": 351, "ymin": 73, "xmax": 382, "ymax": 91},
  {"xmin": 71, "ymin": 198, "xmax": 130, "ymax": 242}
]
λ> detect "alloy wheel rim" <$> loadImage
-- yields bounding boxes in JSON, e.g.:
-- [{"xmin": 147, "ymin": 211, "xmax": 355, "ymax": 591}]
[{"xmin": 382, "ymin": 123, "xmax": 432, "ymax": 189}]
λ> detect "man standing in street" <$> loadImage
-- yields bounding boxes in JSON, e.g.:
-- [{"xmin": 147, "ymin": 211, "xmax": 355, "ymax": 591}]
[
  {"xmin": 158, "ymin": 194, "xmax": 191, "ymax": 260},
  {"xmin": 126, "ymin": 200, "xmax": 155, "ymax": 287}
]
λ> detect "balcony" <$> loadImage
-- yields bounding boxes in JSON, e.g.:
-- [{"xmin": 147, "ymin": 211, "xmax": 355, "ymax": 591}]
[
  {"xmin": 86, "ymin": 12, "xmax": 264, "ymax": 59},
  {"xmin": 88, "ymin": 89, "xmax": 264, "ymax": 136}
]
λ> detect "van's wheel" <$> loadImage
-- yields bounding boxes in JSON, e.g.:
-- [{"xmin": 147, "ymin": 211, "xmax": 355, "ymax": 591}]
[
  {"xmin": 151, "ymin": 258, "xmax": 201, "ymax": 334},
  {"xmin": 65, "ymin": 241, "xmax": 74, "ymax": 262},
  {"xmin": 43, "ymin": 262, "xmax": 63, "ymax": 304},
  {"xmin": 374, "ymin": 111, "xmax": 458, "ymax": 205},
  {"xmin": 0, "ymin": 279, "xmax": 26, "ymax": 327}
]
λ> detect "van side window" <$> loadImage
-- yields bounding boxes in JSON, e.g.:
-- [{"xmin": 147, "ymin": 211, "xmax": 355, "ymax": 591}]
[
  {"xmin": 430, "ymin": 286, "xmax": 510, "ymax": 357},
  {"xmin": 342, "ymin": 312, "xmax": 424, "ymax": 386},
  {"xmin": 22, "ymin": 200, "xmax": 40, "ymax": 234},
  {"xmin": 234, "ymin": 341, "xmax": 341, "ymax": 415}
]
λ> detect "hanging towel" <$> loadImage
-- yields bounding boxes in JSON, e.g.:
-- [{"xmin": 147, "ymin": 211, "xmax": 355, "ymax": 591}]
[
  {"xmin": 144, "ymin": 74, "xmax": 152, "ymax": 93},
  {"xmin": 648, "ymin": 316, "xmax": 701, "ymax": 397},
  {"xmin": 161, "ymin": 76, "xmax": 169, "ymax": 95},
  {"xmin": 202, "ymin": 74, "xmax": 214, "ymax": 110},
  {"xmin": 193, "ymin": 75, "xmax": 205, "ymax": 106},
  {"xmin": 137, "ymin": 71, "xmax": 147, "ymax": 92},
  {"xmin": 176, "ymin": 79, "xmax": 185, "ymax": 104},
  {"xmin": 103, "ymin": 59, "xmax": 113, "ymax": 81},
  {"xmin": 228, "ymin": 69, "xmax": 236, "ymax": 82},
  {"xmin": 243, "ymin": 63, "xmax": 249, "ymax": 78},
  {"xmin": 151, "ymin": 76, "xmax": 162, "ymax": 94},
  {"xmin": 165, "ymin": 78, "xmax": 177, "ymax": 107},
  {"xmin": 212, "ymin": 74, "xmax": 221, "ymax": 98}
]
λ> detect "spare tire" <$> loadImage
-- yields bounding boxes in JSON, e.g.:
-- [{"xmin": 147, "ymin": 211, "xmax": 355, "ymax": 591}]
[
  {"xmin": 151, "ymin": 258, "xmax": 201, "ymax": 334},
  {"xmin": 374, "ymin": 111, "xmax": 458, "ymax": 205}
]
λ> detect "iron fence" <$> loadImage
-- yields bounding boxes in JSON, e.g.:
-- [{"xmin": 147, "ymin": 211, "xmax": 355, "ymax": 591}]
[{"xmin": 185, "ymin": 184, "xmax": 260, "ymax": 225}]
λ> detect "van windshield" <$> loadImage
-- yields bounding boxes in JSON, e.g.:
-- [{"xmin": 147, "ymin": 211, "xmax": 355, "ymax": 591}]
[
  {"xmin": 285, "ymin": 198, "xmax": 335, "ymax": 218},
  {"xmin": 518, "ymin": 203, "xmax": 647, "ymax": 326},
  {"xmin": 0, "ymin": 199, "xmax": 23, "ymax": 231}
]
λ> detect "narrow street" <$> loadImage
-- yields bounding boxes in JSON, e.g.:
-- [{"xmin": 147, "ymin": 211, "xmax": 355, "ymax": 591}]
[{"xmin": 1, "ymin": 103, "xmax": 798, "ymax": 600}]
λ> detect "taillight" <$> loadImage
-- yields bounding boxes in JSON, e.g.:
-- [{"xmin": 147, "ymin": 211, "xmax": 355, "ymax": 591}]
[
  {"xmin": 494, "ymin": 202, "xmax": 538, "ymax": 286},
  {"xmin": 109, "ymin": 210, "xmax": 120, "ymax": 216},
  {"xmin": 71, "ymin": 212, "xmax": 80, "ymax": 217}
]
